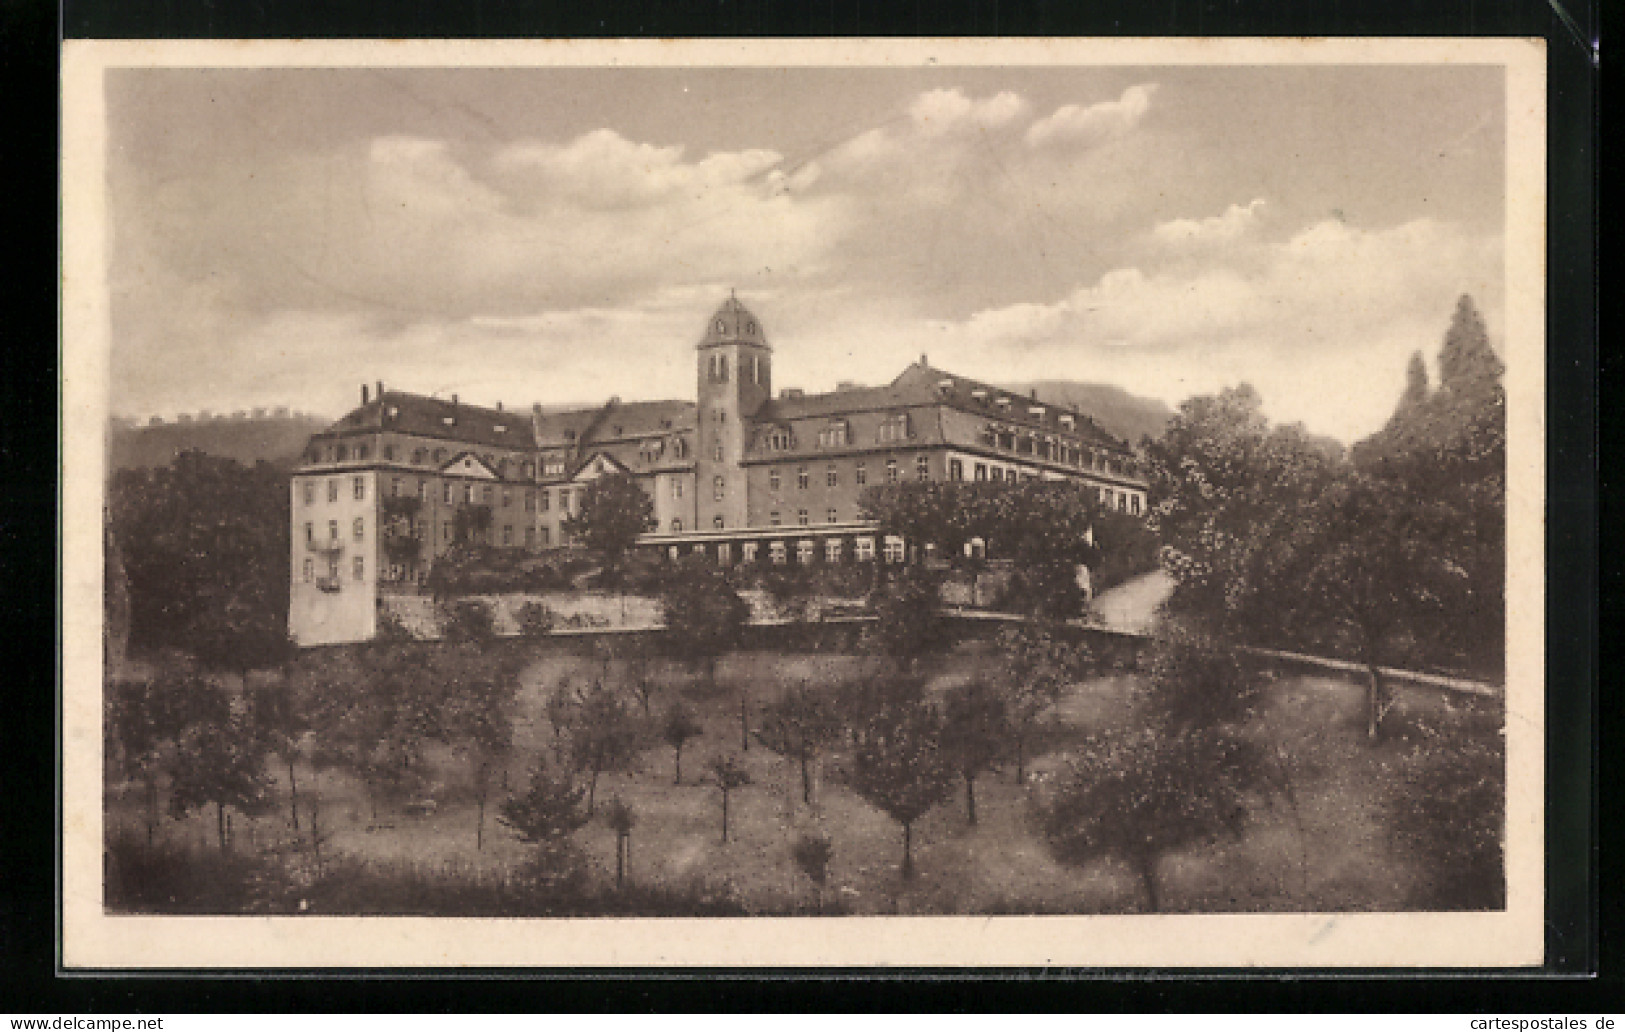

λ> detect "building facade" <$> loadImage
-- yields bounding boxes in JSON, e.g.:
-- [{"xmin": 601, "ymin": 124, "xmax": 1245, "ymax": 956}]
[{"xmin": 288, "ymin": 295, "xmax": 1148, "ymax": 644}]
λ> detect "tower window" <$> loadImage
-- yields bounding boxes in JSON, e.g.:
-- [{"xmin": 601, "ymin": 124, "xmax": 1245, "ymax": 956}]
[
  {"xmin": 353, "ymin": 517, "xmax": 365, "ymax": 540},
  {"xmin": 328, "ymin": 480, "xmax": 339, "ymax": 503},
  {"xmin": 671, "ymin": 518, "xmax": 683, "ymax": 533},
  {"xmin": 769, "ymin": 510, "xmax": 781, "ymax": 526},
  {"xmin": 950, "ymin": 459, "xmax": 964, "ymax": 481},
  {"xmin": 303, "ymin": 482, "xmax": 315, "ymax": 505}
]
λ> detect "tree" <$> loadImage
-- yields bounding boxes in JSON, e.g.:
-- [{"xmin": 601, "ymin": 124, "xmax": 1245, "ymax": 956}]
[
  {"xmin": 107, "ymin": 451, "xmax": 290, "ymax": 672},
  {"xmin": 753, "ymin": 682, "xmax": 843, "ymax": 806},
  {"xmin": 938, "ymin": 678, "xmax": 1010, "ymax": 825},
  {"xmin": 706, "ymin": 754, "xmax": 752, "ymax": 843},
  {"xmin": 166, "ymin": 678, "xmax": 276, "ymax": 851},
  {"xmin": 562, "ymin": 682, "xmax": 640, "ymax": 815},
  {"xmin": 660, "ymin": 563, "xmax": 749, "ymax": 691},
  {"xmin": 791, "ymin": 831, "xmax": 834, "ymax": 914},
  {"xmin": 994, "ymin": 623, "xmax": 1090, "ymax": 784},
  {"xmin": 563, "ymin": 472, "xmax": 656, "ymax": 576},
  {"xmin": 499, "ymin": 757, "xmax": 592, "ymax": 881},
  {"xmin": 245, "ymin": 673, "xmax": 310, "ymax": 833},
  {"xmin": 1144, "ymin": 384, "xmax": 1342, "ymax": 645},
  {"xmin": 661, "ymin": 701, "xmax": 704, "ymax": 785},
  {"xmin": 516, "ymin": 601, "xmax": 555, "ymax": 637},
  {"xmin": 604, "ymin": 795, "xmax": 638, "ymax": 891},
  {"xmin": 865, "ymin": 568, "xmax": 950, "ymax": 673},
  {"xmin": 1042, "ymin": 726, "xmax": 1253, "ymax": 912},
  {"xmin": 849, "ymin": 701, "xmax": 956, "ymax": 880},
  {"xmin": 104, "ymin": 670, "xmax": 194, "ymax": 846},
  {"xmin": 440, "ymin": 598, "xmax": 495, "ymax": 643},
  {"xmin": 452, "ymin": 503, "xmax": 494, "ymax": 546},
  {"xmin": 1286, "ymin": 473, "xmax": 1462, "ymax": 740},
  {"xmin": 434, "ymin": 642, "xmax": 520, "ymax": 849},
  {"xmin": 1041, "ymin": 629, "xmax": 1264, "ymax": 911}
]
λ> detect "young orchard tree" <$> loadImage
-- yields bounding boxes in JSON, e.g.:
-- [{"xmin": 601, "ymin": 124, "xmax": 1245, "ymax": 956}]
[
  {"xmin": 754, "ymin": 682, "xmax": 843, "ymax": 806},
  {"xmin": 604, "ymin": 795, "xmax": 638, "ymax": 891},
  {"xmin": 105, "ymin": 670, "xmax": 195, "ymax": 846},
  {"xmin": 165, "ymin": 678, "xmax": 276, "ymax": 852},
  {"xmin": 661, "ymin": 700, "xmax": 704, "ymax": 785},
  {"xmin": 790, "ymin": 831, "xmax": 835, "ymax": 914},
  {"xmin": 1042, "ymin": 629, "xmax": 1265, "ymax": 912},
  {"xmin": 498, "ymin": 757, "xmax": 592, "ymax": 880},
  {"xmin": 707, "ymin": 754, "xmax": 752, "ymax": 844},
  {"xmin": 563, "ymin": 682, "xmax": 640, "ymax": 816},
  {"xmin": 245, "ymin": 673, "xmax": 311, "ymax": 833},
  {"xmin": 938, "ymin": 677, "xmax": 1011, "ymax": 825},
  {"xmin": 850, "ymin": 701, "xmax": 956, "ymax": 880},
  {"xmin": 434, "ymin": 642, "xmax": 520, "ymax": 850},
  {"xmin": 659, "ymin": 561, "xmax": 749, "ymax": 693},
  {"xmin": 994, "ymin": 623, "xmax": 1090, "ymax": 784},
  {"xmin": 563, "ymin": 472, "xmax": 656, "ymax": 581}
]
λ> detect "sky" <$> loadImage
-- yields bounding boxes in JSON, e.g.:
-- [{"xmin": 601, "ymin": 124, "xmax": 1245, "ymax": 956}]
[{"xmin": 104, "ymin": 64, "xmax": 1506, "ymax": 443}]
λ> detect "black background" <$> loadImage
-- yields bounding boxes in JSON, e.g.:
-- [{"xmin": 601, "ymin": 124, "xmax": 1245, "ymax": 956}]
[{"xmin": 5, "ymin": 0, "xmax": 1603, "ymax": 1012}]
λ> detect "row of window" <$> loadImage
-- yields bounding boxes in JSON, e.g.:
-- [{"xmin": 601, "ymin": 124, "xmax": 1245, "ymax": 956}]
[
  {"xmin": 765, "ymin": 456, "xmax": 925, "ymax": 492},
  {"xmin": 303, "ymin": 475, "xmax": 587, "ymax": 514},
  {"xmin": 302, "ymin": 555, "xmax": 364, "ymax": 584},
  {"xmin": 302, "ymin": 476, "xmax": 370, "ymax": 504},
  {"xmin": 978, "ymin": 425, "xmax": 1135, "ymax": 477},
  {"xmin": 666, "ymin": 536, "xmax": 903, "ymax": 566},
  {"xmin": 758, "ymin": 413, "xmax": 911, "ymax": 453}
]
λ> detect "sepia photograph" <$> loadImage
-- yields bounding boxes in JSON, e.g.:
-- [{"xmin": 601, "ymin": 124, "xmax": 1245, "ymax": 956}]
[{"xmin": 60, "ymin": 37, "xmax": 1546, "ymax": 968}]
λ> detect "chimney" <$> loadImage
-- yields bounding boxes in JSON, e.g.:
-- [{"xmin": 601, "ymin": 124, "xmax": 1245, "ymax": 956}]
[
  {"xmin": 920, "ymin": 353, "xmax": 929, "ymax": 366},
  {"xmin": 361, "ymin": 384, "xmax": 369, "ymax": 405},
  {"xmin": 1030, "ymin": 388, "xmax": 1038, "ymax": 400},
  {"xmin": 451, "ymin": 393, "xmax": 459, "ymax": 407},
  {"xmin": 376, "ymin": 380, "xmax": 384, "ymax": 399},
  {"xmin": 496, "ymin": 401, "xmax": 503, "ymax": 412}
]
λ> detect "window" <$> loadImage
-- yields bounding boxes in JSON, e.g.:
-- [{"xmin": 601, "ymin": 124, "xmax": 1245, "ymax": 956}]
[
  {"xmin": 525, "ymin": 491, "xmax": 535, "ymax": 512},
  {"xmin": 328, "ymin": 479, "xmax": 339, "ymax": 503},
  {"xmin": 797, "ymin": 509, "xmax": 810, "ymax": 526},
  {"xmin": 353, "ymin": 517, "xmax": 365, "ymax": 540},
  {"xmin": 303, "ymin": 482, "xmax": 315, "ymax": 505},
  {"xmin": 916, "ymin": 455, "xmax": 930, "ymax": 481},
  {"xmin": 413, "ymin": 448, "xmax": 427, "ymax": 464},
  {"xmin": 671, "ymin": 518, "xmax": 683, "ymax": 533},
  {"xmin": 950, "ymin": 459, "xmax": 964, "ymax": 481},
  {"xmin": 718, "ymin": 542, "xmax": 732, "ymax": 565},
  {"xmin": 826, "ymin": 507, "xmax": 838, "ymax": 524},
  {"xmin": 825, "ymin": 538, "xmax": 843, "ymax": 563},
  {"xmin": 525, "ymin": 527, "xmax": 535, "ymax": 547},
  {"xmin": 1131, "ymin": 494, "xmax": 1142, "ymax": 515},
  {"xmin": 797, "ymin": 467, "xmax": 809, "ymax": 490},
  {"xmin": 818, "ymin": 422, "xmax": 849, "ymax": 448},
  {"xmin": 302, "ymin": 558, "xmax": 313, "ymax": 582},
  {"xmin": 877, "ymin": 413, "xmax": 910, "ymax": 442},
  {"xmin": 672, "ymin": 479, "xmax": 683, "ymax": 499},
  {"xmin": 502, "ymin": 490, "xmax": 512, "ymax": 508},
  {"xmin": 713, "ymin": 475, "xmax": 726, "ymax": 501},
  {"xmin": 769, "ymin": 510, "xmax": 781, "ymax": 526},
  {"xmin": 855, "ymin": 537, "xmax": 876, "ymax": 562},
  {"xmin": 416, "ymin": 480, "xmax": 427, "ymax": 501},
  {"xmin": 713, "ymin": 515, "xmax": 725, "ymax": 530},
  {"xmin": 1118, "ymin": 493, "xmax": 1129, "ymax": 513},
  {"xmin": 539, "ymin": 527, "xmax": 550, "ymax": 546},
  {"xmin": 434, "ymin": 448, "xmax": 447, "ymax": 464},
  {"xmin": 765, "ymin": 428, "xmax": 792, "ymax": 451},
  {"xmin": 328, "ymin": 519, "xmax": 339, "ymax": 541},
  {"xmin": 713, "ymin": 444, "xmax": 724, "ymax": 462},
  {"xmin": 671, "ymin": 437, "xmax": 687, "ymax": 459},
  {"xmin": 540, "ymin": 490, "xmax": 551, "ymax": 512},
  {"xmin": 770, "ymin": 541, "xmax": 788, "ymax": 565},
  {"xmin": 336, "ymin": 444, "xmax": 348, "ymax": 461},
  {"xmin": 769, "ymin": 469, "xmax": 781, "ymax": 491},
  {"xmin": 826, "ymin": 466, "xmax": 838, "ymax": 488},
  {"xmin": 383, "ymin": 445, "xmax": 395, "ymax": 462},
  {"xmin": 714, "ymin": 407, "xmax": 727, "ymax": 424},
  {"xmin": 481, "ymin": 486, "xmax": 493, "ymax": 505},
  {"xmin": 443, "ymin": 483, "xmax": 454, "ymax": 504},
  {"xmin": 328, "ymin": 556, "xmax": 340, "ymax": 580},
  {"xmin": 353, "ymin": 556, "xmax": 365, "ymax": 581},
  {"xmin": 304, "ymin": 522, "xmax": 314, "ymax": 544},
  {"xmin": 742, "ymin": 542, "xmax": 758, "ymax": 564},
  {"xmin": 521, "ymin": 461, "xmax": 535, "ymax": 479},
  {"xmin": 390, "ymin": 477, "xmax": 402, "ymax": 497},
  {"xmin": 444, "ymin": 523, "xmax": 453, "ymax": 541},
  {"xmin": 975, "ymin": 463, "xmax": 988, "ymax": 482},
  {"xmin": 503, "ymin": 525, "xmax": 513, "ymax": 546},
  {"xmin": 883, "ymin": 536, "xmax": 906, "ymax": 564},
  {"xmin": 796, "ymin": 540, "xmax": 815, "ymax": 564},
  {"xmin": 855, "ymin": 463, "xmax": 867, "ymax": 486},
  {"xmin": 356, "ymin": 445, "xmax": 369, "ymax": 461},
  {"xmin": 886, "ymin": 459, "xmax": 899, "ymax": 483}
]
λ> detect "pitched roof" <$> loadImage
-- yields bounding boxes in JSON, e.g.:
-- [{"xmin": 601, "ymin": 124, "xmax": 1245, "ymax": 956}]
[
  {"xmin": 755, "ymin": 360, "xmax": 1132, "ymax": 451},
  {"xmin": 533, "ymin": 398, "xmax": 695, "ymax": 448},
  {"xmin": 320, "ymin": 390, "xmax": 536, "ymax": 450}
]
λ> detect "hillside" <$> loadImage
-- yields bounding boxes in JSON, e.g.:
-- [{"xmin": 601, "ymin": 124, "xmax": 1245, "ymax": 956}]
[
  {"xmin": 110, "ymin": 414, "xmax": 330, "ymax": 471},
  {"xmin": 1002, "ymin": 380, "xmax": 1175, "ymax": 448}
]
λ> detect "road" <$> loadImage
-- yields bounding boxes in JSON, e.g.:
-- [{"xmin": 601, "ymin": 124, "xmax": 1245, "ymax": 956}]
[{"xmin": 1087, "ymin": 569, "xmax": 1174, "ymax": 634}]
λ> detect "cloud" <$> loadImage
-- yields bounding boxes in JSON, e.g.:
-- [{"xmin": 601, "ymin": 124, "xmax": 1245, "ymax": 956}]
[
  {"xmin": 1025, "ymin": 83, "xmax": 1159, "ymax": 148},
  {"xmin": 907, "ymin": 89, "xmax": 1030, "ymax": 134},
  {"xmin": 490, "ymin": 129, "xmax": 784, "ymax": 210},
  {"xmin": 1151, "ymin": 198, "xmax": 1268, "ymax": 247}
]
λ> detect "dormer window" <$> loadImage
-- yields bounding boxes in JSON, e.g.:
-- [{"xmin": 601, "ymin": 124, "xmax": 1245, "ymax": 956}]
[
  {"xmin": 995, "ymin": 397, "xmax": 1011, "ymax": 412},
  {"xmin": 494, "ymin": 424, "xmax": 507, "ymax": 433},
  {"xmin": 817, "ymin": 421, "xmax": 849, "ymax": 448},
  {"xmin": 442, "ymin": 416, "xmax": 455, "ymax": 426},
  {"xmin": 1059, "ymin": 414, "xmax": 1075, "ymax": 430},
  {"xmin": 716, "ymin": 319, "xmax": 727, "ymax": 335},
  {"xmin": 877, "ymin": 412, "xmax": 910, "ymax": 443},
  {"xmin": 564, "ymin": 429, "xmax": 576, "ymax": 441}
]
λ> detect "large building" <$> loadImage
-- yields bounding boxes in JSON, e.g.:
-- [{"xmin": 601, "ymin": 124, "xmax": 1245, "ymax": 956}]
[{"xmin": 289, "ymin": 295, "xmax": 1148, "ymax": 644}]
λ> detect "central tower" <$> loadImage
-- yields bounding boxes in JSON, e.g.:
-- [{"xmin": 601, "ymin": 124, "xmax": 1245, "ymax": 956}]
[{"xmin": 695, "ymin": 293, "xmax": 772, "ymax": 532}]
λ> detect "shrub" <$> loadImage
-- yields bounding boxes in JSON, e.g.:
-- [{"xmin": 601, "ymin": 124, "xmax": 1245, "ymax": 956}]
[
  {"xmin": 439, "ymin": 599, "xmax": 495, "ymax": 642},
  {"xmin": 1387, "ymin": 729, "xmax": 1505, "ymax": 910},
  {"xmin": 516, "ymin": 601, "xmax": 555, "ymax": 637}
]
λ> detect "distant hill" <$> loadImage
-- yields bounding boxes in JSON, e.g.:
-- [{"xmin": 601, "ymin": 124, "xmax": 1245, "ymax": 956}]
[
  {"xmin": 110, "ymin": 414, "xmax": 331, "ymax": 471},
  {"xmin": 1001, "ymin": 381, "xmax": 1175, "ymax": 448}
]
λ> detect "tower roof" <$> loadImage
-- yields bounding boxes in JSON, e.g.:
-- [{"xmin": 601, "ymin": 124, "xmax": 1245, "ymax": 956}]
[{"xmin": 698, "ymin": 292, "xmax": 770, "ymax": 349}]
